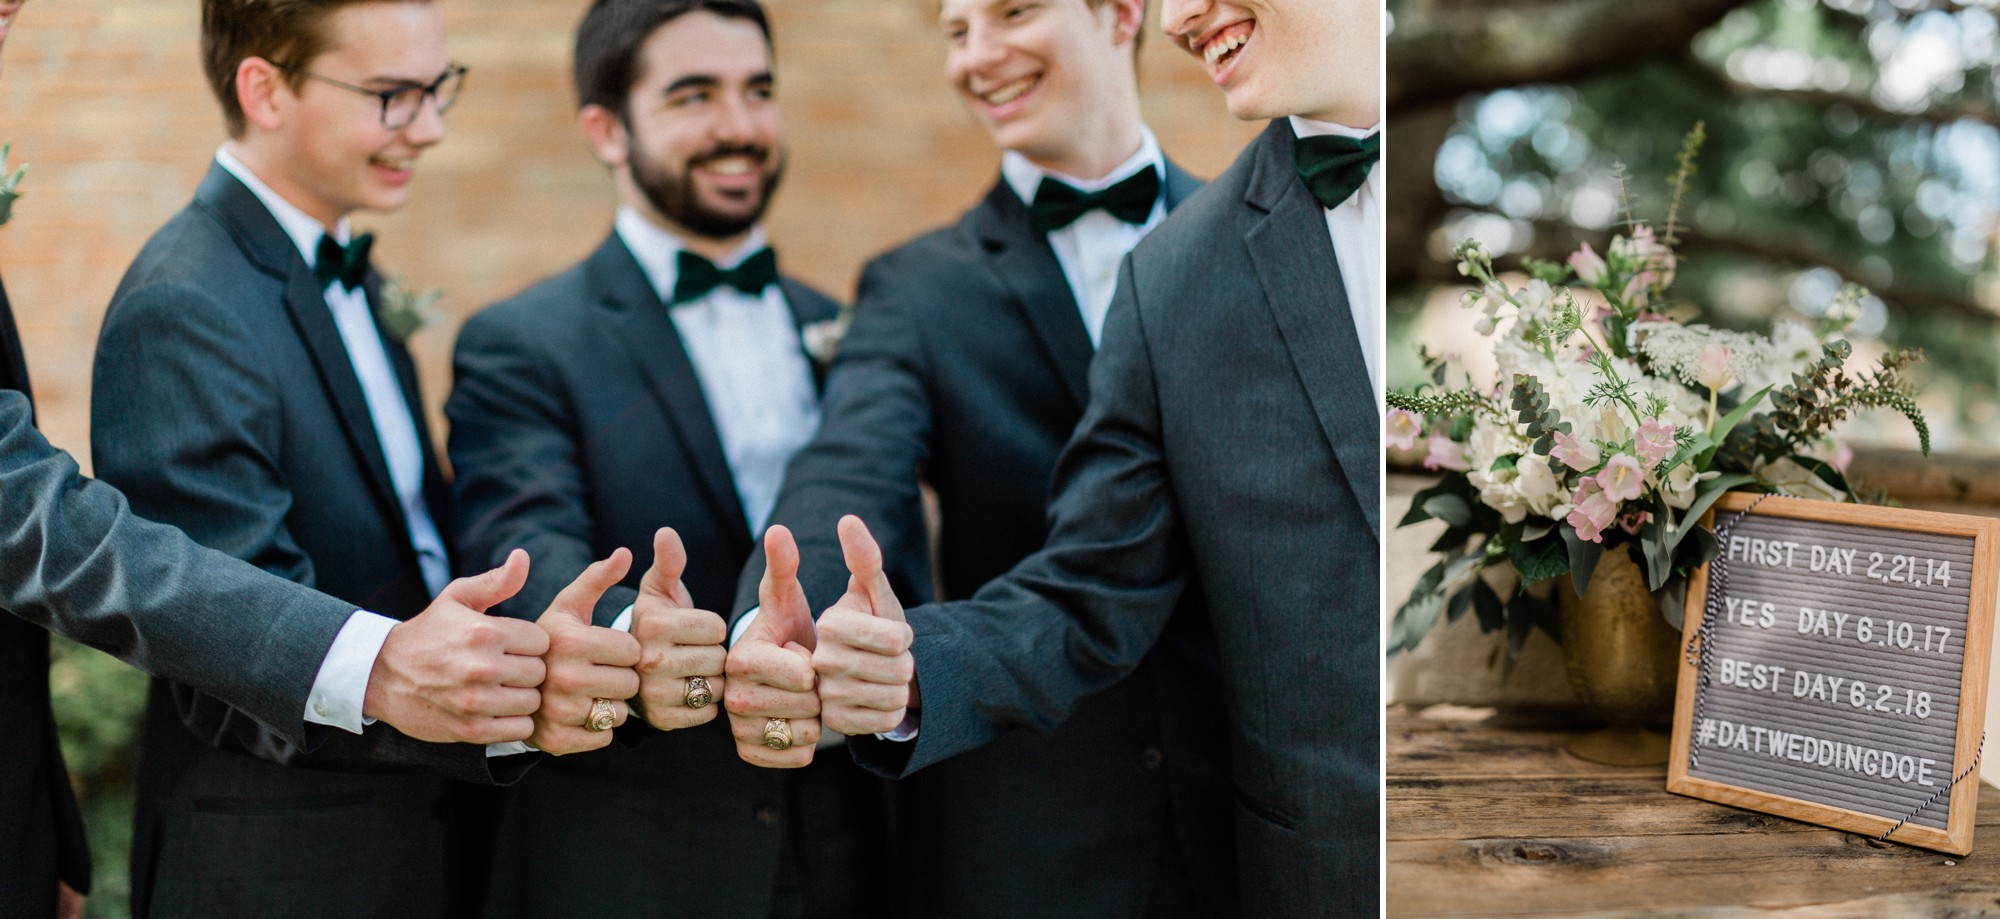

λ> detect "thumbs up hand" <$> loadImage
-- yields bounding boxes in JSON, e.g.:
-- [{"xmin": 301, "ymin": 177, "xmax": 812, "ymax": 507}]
[
  {"xmin": 631, "ymin": 528, "xmax": 729, "ymax": 731},
  {"xmin": 529, "ymin": 549, "xmax": 643, "ymax": 755},
  {"xmin": 364, "ymin": 549, "xmax": 552, "ymax": 745},
  {"xmin": 813, "ymin": 516, "xmax": 917, "ymax": 737},
  {"xmin": 723, "ymin": 525, "xmax": 824, "ymax": 768}
]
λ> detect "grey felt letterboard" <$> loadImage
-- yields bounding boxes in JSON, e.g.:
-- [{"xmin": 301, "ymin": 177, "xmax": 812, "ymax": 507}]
[{"xmin": 1686, "ymin": 514, "xmax": 1974, "ymax": 830}]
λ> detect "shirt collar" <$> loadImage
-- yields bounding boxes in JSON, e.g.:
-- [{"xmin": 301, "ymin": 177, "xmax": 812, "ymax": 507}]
[
  {"xmin": 614, "ymin": 206, "xmax": 771, "ymax": 307},
  {"xmin": 1288, "ymin": 116, "xmax": 1382, "ymax": 212},
  {"xmin": 1001, "ymin": 126, "xmax": 1165, "ymax": 210},
  {"xmin": 214, "ymin": 145, "xmax": 352, "ymax": 269}
]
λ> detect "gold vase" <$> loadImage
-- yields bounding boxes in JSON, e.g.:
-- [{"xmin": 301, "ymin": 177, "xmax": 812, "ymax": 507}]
[{"xmin": 1558, "ymin": 548, "xmax": 1680, "ymax": 766}]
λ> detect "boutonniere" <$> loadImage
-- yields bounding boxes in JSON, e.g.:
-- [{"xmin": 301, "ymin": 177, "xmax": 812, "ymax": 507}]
[
  {"xmin": 802, "ymin": 308, "xmax": 853, "ymax": 368},
  {"xmin": 0, "ymin": 142, "xmax": 29, "ymax": 226},
  {"xmin": 377, "ymin": 275, "xmax": 443, "ymax": 342}
]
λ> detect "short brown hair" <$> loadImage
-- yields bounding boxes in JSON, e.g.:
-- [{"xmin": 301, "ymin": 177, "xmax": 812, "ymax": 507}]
[
  {"xmin": 203, "ymin": 0, "xmax": 433, "ymax": 137},
  {"xmin": 573, "ymin": 0, "xmax": 773, "ymax": 117}
]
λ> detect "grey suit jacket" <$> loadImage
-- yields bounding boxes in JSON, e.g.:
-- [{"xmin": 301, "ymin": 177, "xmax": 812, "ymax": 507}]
[
  {"xmin": 449, "ymin": 233, "xmax": 890, "ymax": 918},
  {"xmin": 850, "ymin": 118, "xmax": 1379, "ymax": 917},
  {"xmin": 739, "ymin": 164, "xmax": 1237, "ymax": 918},
  {"xmin": 94, "ymin": 164, "xmax": 510, "ymax": 918}
]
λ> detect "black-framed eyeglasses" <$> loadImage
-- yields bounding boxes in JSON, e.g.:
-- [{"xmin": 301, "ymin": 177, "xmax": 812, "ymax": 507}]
[{"xmin": 273, "ymin": 62, "xmax": 467, "ymax": 130}]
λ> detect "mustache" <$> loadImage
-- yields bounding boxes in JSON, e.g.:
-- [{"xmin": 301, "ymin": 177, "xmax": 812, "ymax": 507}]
[{"xmin": 689, "ymin": 144, "xmax": 772, "ymax": 169}]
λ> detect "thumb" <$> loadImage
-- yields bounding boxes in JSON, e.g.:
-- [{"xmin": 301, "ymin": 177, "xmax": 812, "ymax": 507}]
[
  {"xmin": 436, "ymin": 548, "xmax": 529, "ymax": 614},
  {"xmin": 837, "ymin": 515, "xmax": 903, "ymax": 624},
  {"xmin": 544, "ymin": 547, "xmax": 633, "ymax": 628},
  {"xmin": 752, "ymin": 525, "xmax": 815, "ymax": 649},
  {"xmin": 640, "ymin": 527, "xmax": 691, "ymax": 606}
]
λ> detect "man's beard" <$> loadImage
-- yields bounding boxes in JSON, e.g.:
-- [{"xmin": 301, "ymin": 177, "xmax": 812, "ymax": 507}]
[{"xmin": 629, "ymin": 136, "xmax": 785, "ymax": 240}]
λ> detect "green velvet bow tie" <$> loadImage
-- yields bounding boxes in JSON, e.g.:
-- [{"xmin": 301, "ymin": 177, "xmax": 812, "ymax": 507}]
[
  {"xmin": 672, "ymin": 247, "xmax": 778, "ymax": 305},
  {"xmin": 1028, "ymin": 167, "xmax": 1161, "ymax": 235},
  {"xmin": 1294, "ymin": 133, "xmax": 1380, "ymax": 210},
  {"xmin": 315, "ymin": 232, "xmax": 374, "ymax": 292}
]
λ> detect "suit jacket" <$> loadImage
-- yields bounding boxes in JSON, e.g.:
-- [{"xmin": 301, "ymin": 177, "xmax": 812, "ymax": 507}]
[
  {"xmin": 737, "ymin": 164, "xmax": 1236, "ymax": 918},
  {"xmin": 850, "ymin": 119, "xmax": 1379, "ymax": 918},
  {"xmin": 448, "ymin": 233, "xmax": 890, "ymax": 918},
  {"xmin": 92, "ymin": 164, "xmax": 513, "ymax": 919}
]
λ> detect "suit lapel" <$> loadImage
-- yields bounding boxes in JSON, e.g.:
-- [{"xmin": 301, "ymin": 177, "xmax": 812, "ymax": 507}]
[
  {"xmin": 975, "ymin": 183, "xmax": 1093, "ymax": 411},
  {"xmin": 197, "ymin": 166, "xmax": 409, "ymax": 538},
  {"xmin": 1241, "ymin": 120, "xmax": 1380, "ymax": 536},
  {"xmin": 590, "ymin": 236, "xmax": 752, "ymax": 543},
  {"xmin": 365, "ymin": 272, "xmax": 452, "ymax": 536},
  {"xmin": 777, "ymin": 276, "xmax": 837, "ymax": 394}
]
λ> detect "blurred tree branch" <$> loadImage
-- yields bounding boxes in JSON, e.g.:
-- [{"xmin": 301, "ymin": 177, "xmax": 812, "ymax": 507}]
[
  {"xmin": 1393, "ymin": 209, "xmax": 1996, "ymax": 322},
  {"xmin": 1685, "ymin": 56, "xmax": 2000, "ymax": 129},
  {"xmin": 1389, "ymin": 0, "xmax": 1757, "ymax": 110}
]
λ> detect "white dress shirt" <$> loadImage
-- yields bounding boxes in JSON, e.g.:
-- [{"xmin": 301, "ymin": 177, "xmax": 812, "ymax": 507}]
[
  {"xmin": 1289, "ymin": 116, "xmax": 1383, "ymax": 406},
  {"xmin": 615, "ymin": 206, "xmax": 821, "ymax": 537},
  {"xmin": 1000, "ymin": 129, "xmax": 1167, "ymax": 346},
  {"xmin": 216, "ymin": 147, "xmax": 453, "ymax": 734}
]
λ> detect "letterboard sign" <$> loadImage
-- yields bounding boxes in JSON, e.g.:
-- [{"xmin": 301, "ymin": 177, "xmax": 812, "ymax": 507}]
[{"xmin": 1667, "ymin": 493, "xmax": 1999, "ymax": 855}]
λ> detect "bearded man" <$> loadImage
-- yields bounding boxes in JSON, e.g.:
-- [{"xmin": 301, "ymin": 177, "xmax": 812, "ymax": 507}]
[{"xmin": 444, "ymin": 1, "xmax": 889, "ymax": 916}]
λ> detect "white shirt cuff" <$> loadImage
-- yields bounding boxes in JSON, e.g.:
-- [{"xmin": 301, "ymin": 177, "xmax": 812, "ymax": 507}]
[
  {"xmin": 610, "ymin": 603, "xmax": 635, "ymax": 633},
  {"xmin": 305, "ymin": 610, "xmax": 398, "ymax": 734},
  {"xmin": 486, "ymin": 741, "xmax": 534, "ymax": 757},
  {"xmin": 877, "ymin": 709, "xmax": 920, "ymax": 742},
  {"xmin": 730, "ymin": 606, "xmax": 760, "ymax": 648}
]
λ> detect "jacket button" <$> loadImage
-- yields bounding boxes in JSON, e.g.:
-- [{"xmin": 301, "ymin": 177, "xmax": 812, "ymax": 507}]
[
  {"xmin": 1140, "ymin": 747, "xmax": 1165, "ymax": 770},
  {"xmin": 756, "ymin": 803, "xmax": 782, "ymax": 827}
]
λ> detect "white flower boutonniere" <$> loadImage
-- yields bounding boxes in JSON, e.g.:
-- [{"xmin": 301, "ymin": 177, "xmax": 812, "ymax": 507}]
[
  {"xmin": 802, "ymin": 309, "xmax": 853, "ymax": 369},
  {"xmin": 377, "ymin": 275, "xmax": 443, "ymax": 342},
  {"xmin": 0, "ymin": 142, "xmax": 30, "ymax": 226}
]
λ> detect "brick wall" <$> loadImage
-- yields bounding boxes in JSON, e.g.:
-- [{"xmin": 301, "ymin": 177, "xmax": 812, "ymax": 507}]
[{"xmin": 0, "ymin": 0, "xmax": 1262, "ymax": 470}]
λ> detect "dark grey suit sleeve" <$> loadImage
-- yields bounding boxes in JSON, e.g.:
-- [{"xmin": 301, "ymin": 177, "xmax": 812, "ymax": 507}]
[
  {"xmin": 735, "ymin": 256, "xmax": 938, "ymax": 620},
  {"xmin": 849, "ymin": 255, "xmax": 1190, "ymax": 777},
  {"xmin": 0, "ymin": 391, "xmax": 350, "ymax": 746},
  {"xmin": 92, "ymin": 285, "xmax": 509, "ymax": 782},
  {"xmin": 448, "ymin": 310, "xmax": 637, "ymax": 624}
]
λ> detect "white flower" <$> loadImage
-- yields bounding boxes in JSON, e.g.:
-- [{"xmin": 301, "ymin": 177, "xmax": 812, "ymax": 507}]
[
  {"xmin": 1513, "ymin": 453, "xmax": 1566, "ymax": 516},
  {"xmin": 802, "ymin": 312, "xmax": 852, "ymax": 367}
]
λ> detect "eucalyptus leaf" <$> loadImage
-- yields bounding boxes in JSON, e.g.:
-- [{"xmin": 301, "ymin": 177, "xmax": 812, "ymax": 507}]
[
  {"xmin": 1473, "ymin": 578, "xmax": 1505, "ymax": 633},
  {"xmin": 1422, "ymin": 494, "xmax": 1473, "ymax": 528},
  {"xmin": 1509, "ymin": 535, "xmax": 1570, "ymax": 585},
  {"xmin": 1561, "ymin": 526, "xmax": 1602, "ymax": 597}
]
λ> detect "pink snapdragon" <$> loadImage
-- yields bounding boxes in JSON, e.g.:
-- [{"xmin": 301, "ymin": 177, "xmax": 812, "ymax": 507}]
[
  {"xmin": 1549, "ymin": 430, "xmax": 1601, "ymax": 472},
  {"xmin": 1595, "ymin": 453, "xmax": 1645, "ymax": 503},
  {"xmin": 1566, "ymin": 479, "xmax": 1620, "ymax": 543},
  {"xmin": 1423, "ymin": 431, "xmax": 1470, "ymax": 471},
  {"xmin": 1635, "ymin": 419, "xmax": 1676, "ymax": 466},
  {"xmin": 1569, "ymin": 243, "xmax": 1608, "ymax": 285},
  {"xmin": 1386, "ymin": 408, "xmax": 1423, "ymax": 452}
]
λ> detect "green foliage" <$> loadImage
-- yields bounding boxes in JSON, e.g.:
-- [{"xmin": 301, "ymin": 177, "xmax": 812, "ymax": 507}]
[
  {"xmin": 1508, "ymin": 373, "xmax": 1568, "ymax": 455},
  {"xmin": 48, "ymin": 637, "xmax": 147, "ymax": 919}
]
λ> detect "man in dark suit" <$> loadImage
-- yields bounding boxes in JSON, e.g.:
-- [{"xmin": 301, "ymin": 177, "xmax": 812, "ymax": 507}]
[
  {"xmin": 780, "ymin": 0, "xmax": 1383, "ymax": 915},
  {"xmin": 446, "ymin": 2, "xmax": 885, "ymax": 916},
  {"xmin": 725, "ymin": 0, "xmax": 1231, "ymax": 915},
  {"xmin": 90, "ymin": 2, "xmax": 647, "ymax": 916}
]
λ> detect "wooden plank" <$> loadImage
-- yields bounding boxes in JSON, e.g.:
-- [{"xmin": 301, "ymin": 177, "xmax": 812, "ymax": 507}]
[
  {"xmin": 1387, "ymin": 711, "xmax": 2000, "ymax": 915},
  {"xmin": 1388, "ymin": 819, "xmax": 2000, "ymax": 916}
]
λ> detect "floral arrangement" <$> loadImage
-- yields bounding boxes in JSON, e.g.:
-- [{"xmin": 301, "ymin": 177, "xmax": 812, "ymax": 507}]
[
  {"xmin": 1386, "ymin": 126, "xmax": 1929, "ymax": 663},
  {"xmin": 376, "ymin": 275, "xmax": 443, "ymax": 342}
]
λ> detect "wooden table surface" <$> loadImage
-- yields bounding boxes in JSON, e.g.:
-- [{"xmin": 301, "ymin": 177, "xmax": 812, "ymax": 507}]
[{"xmin": 1387, "ymin": 705, "xmax": 2000, "ymax": 916}]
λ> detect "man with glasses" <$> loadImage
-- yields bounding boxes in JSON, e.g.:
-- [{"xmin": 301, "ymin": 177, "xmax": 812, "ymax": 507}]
[{"xmin": 89, "ymin": 2, "xmax": 647, "ymax": 915}]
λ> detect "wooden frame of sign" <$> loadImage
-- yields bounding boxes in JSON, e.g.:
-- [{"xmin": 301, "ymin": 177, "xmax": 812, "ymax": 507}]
[{"xmin": 1667, "ymin": 493, "xmax": 1998, "ymax": 855}]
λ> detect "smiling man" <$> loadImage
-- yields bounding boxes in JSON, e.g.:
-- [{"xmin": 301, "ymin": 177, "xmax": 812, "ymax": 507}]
[
  {"xmin": 797, "ymin": 0, "xmax": 1381, "ymax": 915},
  {"xmin": 444, "ymin": 1, "xmax": 886, "ymax": 915},
  {"xmin": 724, "ymin": 0, "xmax": 1231, "ymax": 915},
  {"xmin": 89, "ymin": 1, "xmax": 649, "ymax": 915}
]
